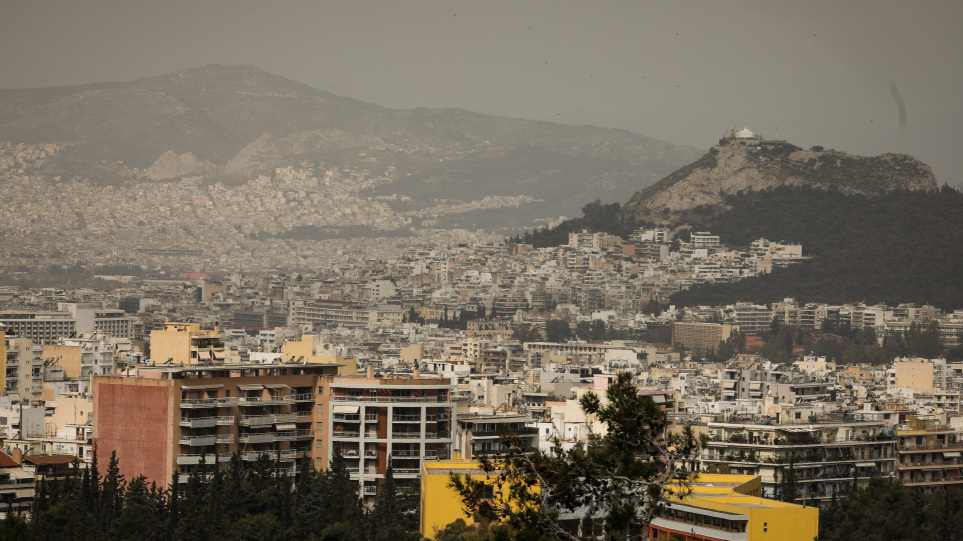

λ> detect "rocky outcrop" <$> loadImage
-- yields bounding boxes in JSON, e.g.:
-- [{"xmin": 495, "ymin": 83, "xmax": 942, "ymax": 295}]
[
  {"xmin": 145, "ymin": 150, "xmax": 217, "ymax": 180},
  {"xmin": 623, "ymin": 141, "xmax": 938, "ymax": 223}
]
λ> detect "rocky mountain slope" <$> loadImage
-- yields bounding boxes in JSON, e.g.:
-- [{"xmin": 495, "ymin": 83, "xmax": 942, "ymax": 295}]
[
  {"xmin": 0, "ymin": 65, "xmax": 701, "ymax": 222},
  {"xmin": 623, "ymin": 135, "xmax": 938, "ymax": 223}
]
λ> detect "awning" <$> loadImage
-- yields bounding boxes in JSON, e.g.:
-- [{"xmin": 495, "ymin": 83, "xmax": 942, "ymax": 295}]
[
  {"xmin": 275, "ymin": 423, "xmax": 297, "ymax": 431},
  {"xmin": 944, "ymin": 451, "xmax": 961, "ymax": 458},
  {"xmin": 180, "ymin": 384, "xmax": 224, "ymax": 391},
  {"xmin": 855, "ymin": 462, "xmax": 876, "ymax": 468},
  {"xmin": 749, "ymin": 382, "xmax": 762, "ymax": 390},
  {"xmin": 782, "ymin": 427, "xmax": 816, "ymax": 433},
  {"xmin": 197, "ymin": 351, "xmax": 211, "ymax": 361},
  {"xmin": 333, "ymin": 405, "xmax": 360, "ymax": 414},
  {"xmin": 650, "ymin": 395, "xmax": 666, "ymax": 403},
  {"xmin": 237, "ymin": 384, "xmax": 264, "ymax": 391},
  {"xmin": 722, "ymin": 381, "xmax": 736, "ymax": 389},
  {"xmin": 264, "ymin": 383, "xmax": 290, "ymax": 389}
]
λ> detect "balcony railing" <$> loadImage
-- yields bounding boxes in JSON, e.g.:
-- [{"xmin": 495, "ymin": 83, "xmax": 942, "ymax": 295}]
[
  {"xmin": 238, "ymin": 433, "xmax": 276, "ymax": 444},
  {"xmin": 239, "ymin": 415, "xmax": 275, "ymax": 427},
  {"xmin": 292, "ymin": 393, "xmax": 315, "ymax": 402},
  {"xmin": 178, "ymin": 435, "xmax": 217, "ymax": 446},
  {"xmin": 333, "ymin": 395, "xmax": 447, "ymax": 403},
  {"xmin": 275, "ymin": 431, "xmax": 297, "ymax": 441},
  {"xmin": 274, "ymin": 413, "xmax": 297, "ymax": 424},
  {"xmin": 180, "ymin": 398, "xmax": 218, "ymax": 408},
  {"xmin": 333, "ymin": 431, "xmax": 361, "ymax": 438}
]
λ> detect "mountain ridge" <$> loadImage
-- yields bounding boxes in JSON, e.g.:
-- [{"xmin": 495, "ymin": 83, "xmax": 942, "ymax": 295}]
[
  {"xmin": 623, "ymin": 133, "xmax": 937, "ymax": 223},
  {"xmin": 0, "ymin": 65, "xmax": 701, "ymax": 223}
]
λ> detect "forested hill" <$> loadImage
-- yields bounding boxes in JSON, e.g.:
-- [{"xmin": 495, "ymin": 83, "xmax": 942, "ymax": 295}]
[
  {"xmin": 671, "ymin": 186, "xmax": 963, "ymax": 310},
  {"xmin": 514, "ymin": 186, "xmax": 963, "ymax": 310}
]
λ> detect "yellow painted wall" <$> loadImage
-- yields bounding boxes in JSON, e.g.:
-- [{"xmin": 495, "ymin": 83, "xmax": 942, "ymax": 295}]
[
  {"xmin": 43, "ymin": 344, "xmax": 82, "ymax": 379},
  {"xmin": 421, "ymin": 460, "xmax": 536, "ymax": 537},
  {"xmin": 149, "ymin": 324, "xmax": 195, "ymax": 365},
  {"xmin": 282, "ymin": 335, "xmax": 358, "ymax": 375}
]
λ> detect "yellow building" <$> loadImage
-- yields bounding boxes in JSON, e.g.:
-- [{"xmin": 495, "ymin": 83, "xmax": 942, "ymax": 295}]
[
  {"xmin": 421, "ymin": 461, "xmax": 818, "ymax": 541},
  {"xmin": 650, "ymin": 473, "xmax": 819, "ymax": 541},
  {"xmin": 280, "ymin": 334, "xmax": 358, "ymax": 375},
  {"xmin": 148, "ymin": 322, "xmax": 226, "ymax": 365},
  {"xmin": 420, "ymin": 459, "xmax": 537, "ymax": 537}
]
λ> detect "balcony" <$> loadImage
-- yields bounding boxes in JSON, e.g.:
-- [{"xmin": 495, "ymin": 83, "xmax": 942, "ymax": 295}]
[
  {"xmin": 178, "ymin": 435, "xmax": 217, "ymax": 447},
  {"xmin": 296, "ymin": 429, "xmax": 315, "ymax": 440},
  {"xmin": 333, "ymin": 395, "xmax": 446, "ymax": 403},
  {"xmin": 180, "ymin": 398, "xmax": 219, "ymax": 409},
  {"xmin": 237, "ymin": 395, "xmax": 295, "ymax": 406},
  {"xmin": 179, "ymin": 417, "xmax": 219, "ymax": 429},
  {"xmin": 238, "ymin": 433, "xmax": 275, "ymax": 444},
  {"xmin": 275, "ymin": 431, "xmax": 297, "ymax": 442},
  {"xmin": 392, "ymin": 414, "xmax": 425, "ymax": 422},
  {"xmin": 274, "ymin": 413, "xmax": 297, "ymax": 424},
  {"xmin": 176, "ymin": 454, "xmax": 217, "ymax": 465},
  {"xmin": 216, "ymin": 416, "xmax": 235, "ymax": 425},
  {"xmin": 216, "ymin": 434, "xmax": 235, "ymax": 444},
  {"xmin": 393, "ymin": 432, "xmax": 422, "ymax": 440},
  {"xmin": 239, "ymin": 415, "xmax": 275, "ymax": 427},
  {"xmin": 292, "ymin": 393, "xmax": 315, "ymax": 402},
  {"xmin": 333, "ymin": 431, "xmax": 361, "ymax": 438}
]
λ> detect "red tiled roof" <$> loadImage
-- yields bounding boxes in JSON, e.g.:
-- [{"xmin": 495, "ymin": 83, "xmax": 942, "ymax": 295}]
[{"xmin": 0, "ymin": 452, "xmax": 18, "ymax": 468}]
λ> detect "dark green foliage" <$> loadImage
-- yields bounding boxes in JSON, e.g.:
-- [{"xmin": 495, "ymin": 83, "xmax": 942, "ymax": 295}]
[
  {"xmin": 670, "ymin": 186, "xmax": 963, "ymax": 310},
  {"xmin": 514, "ymin": 199, "xmax": 652, "ymax": 248},
  {"xmin": 819, "ymin": 476, "xmax": 963, "ymax": 541},
  {"xmin": 544, "ymin": 319, "xmax": 572, "ymax": 343},
  {"xmin": 27, "ymin": 450, "xmax": 417, "ymax": 540}
]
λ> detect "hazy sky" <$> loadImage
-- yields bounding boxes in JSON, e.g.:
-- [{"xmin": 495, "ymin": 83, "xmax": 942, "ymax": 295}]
[{"xmin": 2, "ymin": 1, "xmax": 961, "ymax": 186}]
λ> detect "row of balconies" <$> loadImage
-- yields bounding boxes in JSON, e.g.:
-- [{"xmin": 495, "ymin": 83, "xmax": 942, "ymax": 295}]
[
  {"xmin": 178, "ymin": 434, "xmax": 236, "ymax": 446},
  {"xmin": 179, "ymin": 416, "xmax": 235, "ymax": 428},
  {"xmin": 181, "ymin": 394, "xmax": 311, "ymax": 409},
  {"xmin": 333, "ymin": 395, "xmax": 448, "ymax": 403},
  {"xmin": 333, "ymin": 430, "xmax": 447, "ymax": 440}
]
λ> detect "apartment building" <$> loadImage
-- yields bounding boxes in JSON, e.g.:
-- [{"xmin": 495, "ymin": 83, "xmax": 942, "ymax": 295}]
[
  {"xmin": 324, "ymin": 369, "xmax": 455, "ymax": 501},
  {"xmin": 701, "ymin": 419, "xmax": 898, "ymax": 505},
  {"xmin": 673, "ymin": 322, "xmax": 739, "ymax": 354},
  {"xmin": 93, "ymin": 363, "xmax": 454, "ymax": 501},
  {"xmin": 895, "ymin": 416, "xmax": 963, "ymax": 491},
  {"xmin": 148, "ymin": 321, "xmax": 226, "ymax": 365}
]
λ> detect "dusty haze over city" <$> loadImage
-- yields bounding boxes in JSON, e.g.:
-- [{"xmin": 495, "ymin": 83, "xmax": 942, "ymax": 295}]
[{"xmin": 2, "ymin": 1, "xmax": 961, "ymax": 188}]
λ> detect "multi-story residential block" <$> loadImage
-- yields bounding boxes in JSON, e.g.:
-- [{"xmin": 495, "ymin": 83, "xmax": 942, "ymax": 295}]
[
  {"xmin": 453, "ymin": 413, "xmax": 537, "ymax": 460},
  {"xmin": 673, "ymin": 322, "xmax": 739, "ymax": 354},
  {"xmin": 148, "ymin": 321, "xmax": 226, "ymax": 365},
  {"xmin": 728, "ymin": 303, "xmax": 774, "ymax": 335},
  {"xmin": 93, "ymin": 363, "xmax": 454, "ymax": 502},
  {"xmin": 895, "ymin": 417, "xmax": 963, "ymax": 491},
  {"xmin": 701, "ymin": 418, "xmax": 898, "ymax": 505},
  {"xmin": 892, "ymin": 357, "xmax": 946, "ymax": 393}
]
